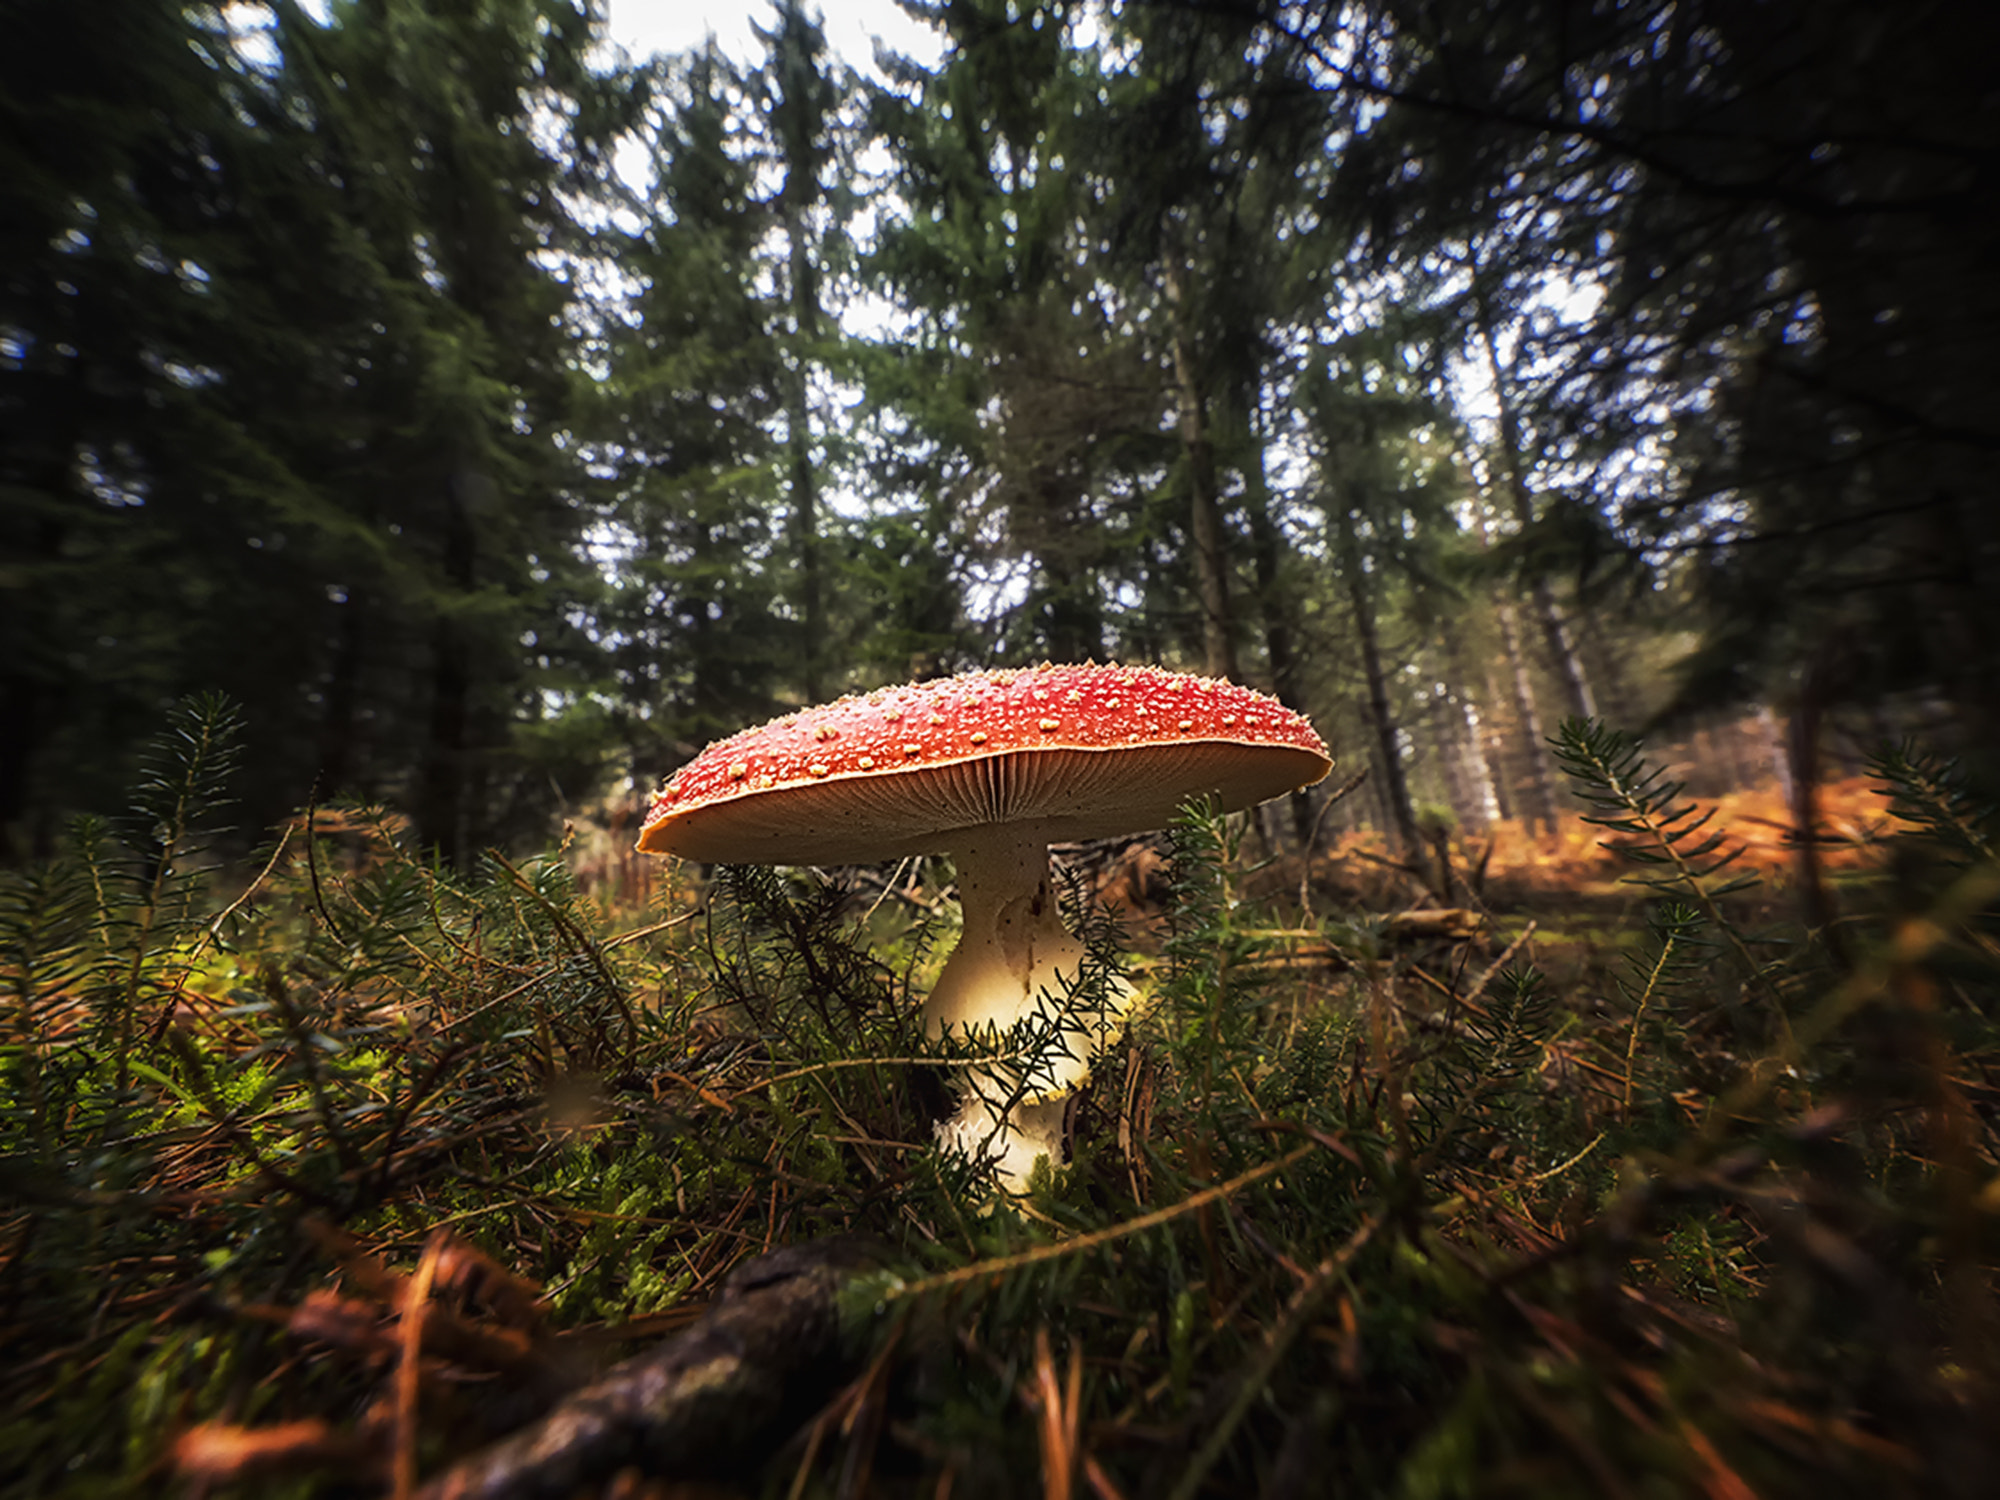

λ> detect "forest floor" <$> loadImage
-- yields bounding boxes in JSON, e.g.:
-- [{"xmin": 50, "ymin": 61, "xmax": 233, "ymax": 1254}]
[{"xmin": 4, "ymin": 726, "xmax": 1997, "ymax": 1500}]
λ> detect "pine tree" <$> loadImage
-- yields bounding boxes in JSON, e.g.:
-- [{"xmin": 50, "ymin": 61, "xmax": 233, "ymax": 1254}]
[
  {"xmin": 865, "ymin": 0, "xmax": 1159, "ymax": 666},
  {"xmin": 583, "ymin": 42, "xmax": 794, "ymax": 784},
  {"xmin": 1, "ymin": 0, "xmax": 616, "ymax": 861}
]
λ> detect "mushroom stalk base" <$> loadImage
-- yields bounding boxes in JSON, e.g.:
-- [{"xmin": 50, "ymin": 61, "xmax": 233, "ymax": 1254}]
[{"xmin": 922, "ymin": 827, "xmax": 1127, "ymax": 1190}]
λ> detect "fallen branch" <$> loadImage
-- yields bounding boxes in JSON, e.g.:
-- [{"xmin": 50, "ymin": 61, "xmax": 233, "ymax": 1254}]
[{"xmin": 416, "ymin": 1238, "xmax": 887, "ymax": 1500}]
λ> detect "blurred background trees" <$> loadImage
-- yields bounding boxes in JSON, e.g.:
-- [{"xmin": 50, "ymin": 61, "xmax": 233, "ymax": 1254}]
[{"xmin": 4, "ymin": 0, "xmax": 1992, "ymax": 862}]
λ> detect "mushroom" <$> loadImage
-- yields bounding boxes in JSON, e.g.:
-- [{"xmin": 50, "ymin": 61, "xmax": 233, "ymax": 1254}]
[{"xmin": 635, "ymin": 663, "xmax": 1332, "ymax": 1190}]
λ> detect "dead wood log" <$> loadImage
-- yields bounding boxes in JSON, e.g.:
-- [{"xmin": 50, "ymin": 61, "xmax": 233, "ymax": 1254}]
[
  {"xmin": 1383, "ymin": 908, "xmax": 1485, "ymax": 943},
  {"xmin": 416, "ymin": 1237, "xmax": 888, "ymax": 1500}
]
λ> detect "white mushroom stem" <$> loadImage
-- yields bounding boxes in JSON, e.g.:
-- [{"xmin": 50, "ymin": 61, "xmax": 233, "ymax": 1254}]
[{"xmin": 921, "ymin": 825, "xmax": 1129, "ymax": 1190}]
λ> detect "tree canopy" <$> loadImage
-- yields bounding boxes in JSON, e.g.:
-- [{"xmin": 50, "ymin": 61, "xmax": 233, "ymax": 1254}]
[{"xmin": 4, "ymin": 0, "xmax": 1993, "ymax": 861}]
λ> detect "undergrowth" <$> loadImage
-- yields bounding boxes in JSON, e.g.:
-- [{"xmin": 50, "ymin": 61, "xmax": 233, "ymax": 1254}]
[{"xmin": 3, "ymin": 704, "xmax": 1998, "ymax": 1497}]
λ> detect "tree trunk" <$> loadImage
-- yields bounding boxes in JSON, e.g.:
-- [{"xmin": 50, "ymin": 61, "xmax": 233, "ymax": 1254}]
[
  {"xmin": 1448, "ymin": 624, "xmax": 1504, "ymax": 836},
  {"xmin": 1027, "ymin": 476, "xmax": 1106, "ymax": 663},
  {"xmin": 785, "ymin": 228, "xmax": 822, "ymax": 702},
  {"xmin": 1336, "ymin": 505, "xmax": 1419, "ymax": 858},
  {"xmin": 317, "ymin": 588, "xmax": 366, "ymax": 799},
  {"xmin": 0, "ymin": 674, "xmax": 45, "ymax": 864},
  {"xmin": 1579, "ymin": 615, "xmax": 1636, "ymax": 729},
  {"xmin": 417, "ymin": 469, "xmax": 478, "ymax": 866},
  {"xmin": 1428, "ymin": 679, "xmax": 1496, "ymax": 834},
  {"xmin": 1466, "ymin": 458, "xmax": 1561, "ymax": 836},
  {"xmin": 418, "ymin": 620, "xmax": 471, "ymax": 866},
  {"xmin": 0, "ymin": 459, "xmax": 74, "ymax": 862},
  {"xmin": 1756, "ymin": 703, "xmax": 1794, "ymax": 802},
  {"xmin": 1476, "ymin": 669, "xmax": 1516, "ymax": 823},
  {"xmin": 1476, "ymin": 295, "xmax": 1599, "ymax": 721},
  {"xmin": 1163, "ymin": 255, "xmax": 1239, "ymax": 681},
  {"xmin": 1457, "ymin": 695, "xmax": 1500, "ymax": 830},
  {"xmin": 1496, "ymin": 598, "xmax": 1560, "ymax": 837},
  {"xmin": 1436, "ymin": 618, "xmax": 1503, "ymax": 830},
  {"xmin": 1241, "ymin": 428, "xmax": 1313, "ymax": 846},
  {"xmin": 776, "ymin": 0, "xmax": 825, "ymax": 702},
  {"xmin": 1426, "ymin": 684, "xmax": 1470, "ymax": 827},
  {"xmin": 1528, "ymin": 577, "xmax": 1597, "ymax": 721}
]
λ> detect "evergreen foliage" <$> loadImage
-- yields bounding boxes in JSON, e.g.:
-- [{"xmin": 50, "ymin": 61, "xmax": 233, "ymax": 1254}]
[
  {"xmin": 2, "ymin": 0, "xmax": 620, "ymax": 862},
  {"xmin": 9, "ymin": 0, "xmax": 1992, "ymax": 857},
  {"xmin": 1550, "ymin": 713, "xmax": 1803, "ymax": 1029},
  {"xmin": 1870, "ymin": 742, "xmax": 1997, "ymax": 872},
  {"xmin": 1552, "ymin": 717, "xmax": 1758, "ymax": 908}
]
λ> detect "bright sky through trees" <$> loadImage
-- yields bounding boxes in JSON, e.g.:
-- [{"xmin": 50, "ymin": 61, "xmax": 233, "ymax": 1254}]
[{"xmin": 602, "ymin": 0, "xmax": 941, "ymax": 79}]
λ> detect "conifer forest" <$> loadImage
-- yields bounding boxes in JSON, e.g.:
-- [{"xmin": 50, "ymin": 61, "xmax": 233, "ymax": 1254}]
[{"xmin": 3, "ymin": 2, "xmax": 1999, "ymax": 1496}]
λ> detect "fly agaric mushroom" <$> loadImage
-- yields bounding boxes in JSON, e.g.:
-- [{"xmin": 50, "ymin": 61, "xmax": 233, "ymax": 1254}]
[{"xmin": 636, "ymin": 663, "xmax": 1332, "ymax": 1190}]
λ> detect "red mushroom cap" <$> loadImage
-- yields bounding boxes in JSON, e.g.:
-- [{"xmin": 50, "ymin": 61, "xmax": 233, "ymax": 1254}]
[{"xmin": 636, "ymin": 663, "xmax": 1332, "ymax": 865}]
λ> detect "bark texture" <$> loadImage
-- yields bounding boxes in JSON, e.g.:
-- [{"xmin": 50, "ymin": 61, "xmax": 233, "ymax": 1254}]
[
  {"xmin": 417, "ymin": 1238, "xmax": 887, "ymax": 1500},
  {"xmin": 1496, "ymin": 599, "xmax": 1560, "ymax": 836},
  {"xmin": 1336, "ymin": 505, "xmax": 1419, "ymax": 857},
  {"xmin": 1164, "ymin": 256, "xmax": 1240, "ymax": 681}
]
